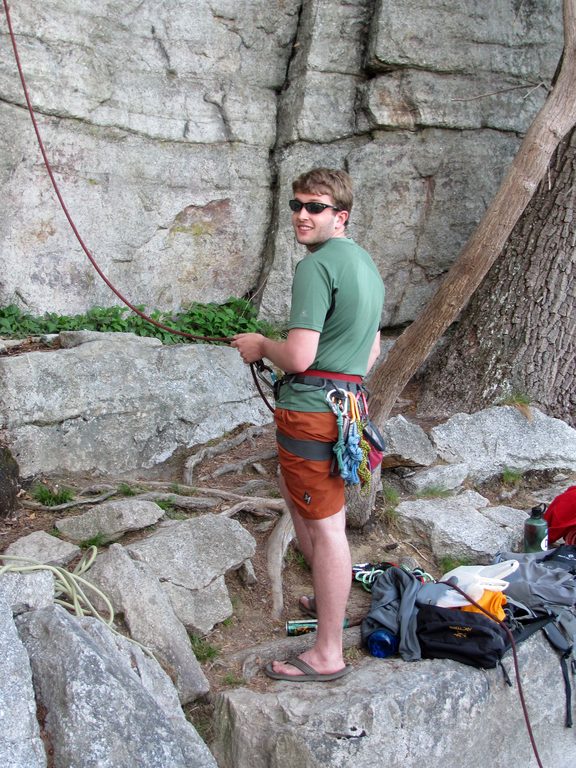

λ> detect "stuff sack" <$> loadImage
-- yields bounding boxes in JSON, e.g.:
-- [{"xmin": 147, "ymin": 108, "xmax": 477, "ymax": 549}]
[
  {"xmin": 362, "ymin": 419, "xmax": 386, "ymax": 472},
  {"xmin": 416, "ymin": 604, "xmax": 509, "ymax": 669},
  {"xmin": 544, "ymin": 485, "xmax": 576, "ymax": 545}
]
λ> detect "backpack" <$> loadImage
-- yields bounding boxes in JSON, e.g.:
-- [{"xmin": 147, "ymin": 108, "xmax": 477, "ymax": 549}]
[{"xmin": 416, "ymin": 604, "xmax": 510, "ymax": 669}]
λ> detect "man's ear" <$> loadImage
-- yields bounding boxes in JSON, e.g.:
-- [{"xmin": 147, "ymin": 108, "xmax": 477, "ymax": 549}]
[{"xmin": 338, "ymin": 210, "xmax": 349, "ymax": 227}]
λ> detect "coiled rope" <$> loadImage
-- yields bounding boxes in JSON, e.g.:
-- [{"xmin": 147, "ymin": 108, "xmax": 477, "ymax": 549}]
[{"xmin": 0, "ymin": 547, "xmax": 154, "ymax": 657}]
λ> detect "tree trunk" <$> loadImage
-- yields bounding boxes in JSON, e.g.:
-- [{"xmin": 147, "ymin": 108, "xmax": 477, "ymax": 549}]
[
  {"xmin": 417, "ymin": 127, "xmax": 576, "ymax": 427},
  {"xmin": 346, "ymin": 0, "xmax": 576, "ymax": 527},
  {"xmin": 366, "ymin": 0, "xmax": 576, "ymax": 429}
]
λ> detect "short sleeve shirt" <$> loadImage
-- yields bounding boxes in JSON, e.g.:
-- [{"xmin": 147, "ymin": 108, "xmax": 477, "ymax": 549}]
[{"xmin": 276, "ymin": 237, "xmax": 385, "ymax": 412}]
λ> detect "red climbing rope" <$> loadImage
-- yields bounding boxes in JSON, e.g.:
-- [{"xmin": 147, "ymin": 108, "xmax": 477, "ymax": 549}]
[{"xmin": 1, "ymin": 0, "xmax": 231, "ymax": 345}]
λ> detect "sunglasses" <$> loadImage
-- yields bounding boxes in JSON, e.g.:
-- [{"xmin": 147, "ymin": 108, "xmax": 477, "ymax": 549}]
[{"xmin": 289, "ymin": 199, "xmax": 341, "ymax": 214}]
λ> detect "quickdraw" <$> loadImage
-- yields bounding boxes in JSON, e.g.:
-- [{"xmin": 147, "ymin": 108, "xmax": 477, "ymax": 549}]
[{"xmin": 326, "ymin": 387, "xmax": 373, "ymax": 490}]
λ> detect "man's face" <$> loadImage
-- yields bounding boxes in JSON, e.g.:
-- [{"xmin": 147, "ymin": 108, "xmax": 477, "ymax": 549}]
[{"xmin": 290, "ymin": 192, "xmax": 348, "ymax": 249}]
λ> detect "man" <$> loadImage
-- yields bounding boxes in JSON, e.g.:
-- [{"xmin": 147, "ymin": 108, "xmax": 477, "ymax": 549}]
[{"xmin": 232, "ymin": 168, "xmax": 384, "ymax": 681}]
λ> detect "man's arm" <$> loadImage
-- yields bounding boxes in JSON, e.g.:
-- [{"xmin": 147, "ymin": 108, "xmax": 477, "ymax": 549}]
[{"xmin": 232, "ymin": 328, "xmax": 320, "ymax": 373}]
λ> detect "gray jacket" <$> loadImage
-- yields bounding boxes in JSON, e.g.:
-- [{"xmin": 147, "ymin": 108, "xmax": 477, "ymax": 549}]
[{"xmin": 361, "ymin": 567, "xmax": 422, "ymax": 661}]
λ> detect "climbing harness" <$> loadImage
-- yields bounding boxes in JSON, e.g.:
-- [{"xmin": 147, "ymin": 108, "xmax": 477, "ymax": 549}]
[{"xmin": 273, "ymin": 373, "xmax": 384, "ymax": 489}]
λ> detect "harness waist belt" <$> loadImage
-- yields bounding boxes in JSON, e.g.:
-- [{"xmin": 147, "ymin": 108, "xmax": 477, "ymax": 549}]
[
  {"xmin": 303, "ymin": 369, "xmax": 363, "ymax": 383},
  {"xmin": 276, "ymin": 429, "xmax": 335, "ymax": 461}
]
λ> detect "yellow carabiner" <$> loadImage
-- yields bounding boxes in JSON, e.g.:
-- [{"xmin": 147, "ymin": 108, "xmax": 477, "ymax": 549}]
[{"xmin": 346, "ymin": 391, "xmax": 361, "ymax": 423}]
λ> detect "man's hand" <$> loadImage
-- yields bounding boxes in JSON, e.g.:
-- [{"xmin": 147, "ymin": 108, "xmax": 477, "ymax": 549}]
[
  {"xmin": 232, "ymin": 328, "xmax": 320, "ymax": 372},
  {"xmin": 231, "ymin": 333, "xmax": 267, "ymax": 364}
]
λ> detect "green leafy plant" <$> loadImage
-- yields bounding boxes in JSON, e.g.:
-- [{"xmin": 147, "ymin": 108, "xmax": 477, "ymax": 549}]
[
  {"xmin": 438, "ymin": 555, "xmax": 472, "ymax": 574},
  {"xmin": 30, "ymin": 484, "xmax": 74, "ymax": 506},
  {"xmin": 222, "ymin": 672, "xmax": 245, "ymax": 687},
  {"xmin": 164, "ymin": 509, "xmax": 188, "ymax": 520},
  {"xmin": 378, "ymin": 482, "xmax": 400, "ymax": 526},
  {"xmin": 381, "ymin": 483, "xmax": 400, "ymax": 506},
  {"xmin": 155, "ymin": 498, "xmax": 177, "ymax": 514},
  {"xmin": 189, "ymin": 634, "xmax": 219, "ymax": 663},
  {"xmin": 284, "ymin": 545, "xmax": 308, "ymax": 570},
  {"xmin": 117, "ymin": 482, "xmax": 137, "ymax": 496},
  {"xmin": 499, "ymin": 391, "xmax": 531, "ymax": 407},
  {"xmin": 0, "ymin": 297, "xmax": 281, "ymax": 344}
]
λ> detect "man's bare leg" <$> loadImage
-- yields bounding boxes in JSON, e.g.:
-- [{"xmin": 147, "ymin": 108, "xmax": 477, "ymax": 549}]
[
  {"xmin": 279, "ymin": 474, "xmax": 313, "ymax": 564},
  {"xmin": 270, "ymin": 505, "xmax": 351, "ymax": 676}
]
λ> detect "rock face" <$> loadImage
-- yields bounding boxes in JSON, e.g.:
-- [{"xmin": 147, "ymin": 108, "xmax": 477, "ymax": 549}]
[
  {"xmin": 0, "ymin": 1, "xmax": 563, "ymax": 327},
  {"xmin": 0, "ymin": 331, "xmax": 270, "ymax": 478}
]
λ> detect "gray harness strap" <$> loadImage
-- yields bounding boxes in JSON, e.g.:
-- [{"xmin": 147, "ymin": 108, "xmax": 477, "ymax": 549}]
[{"xmin": 276, "ymin": 429, "xmax": 334, "ymax": 461}]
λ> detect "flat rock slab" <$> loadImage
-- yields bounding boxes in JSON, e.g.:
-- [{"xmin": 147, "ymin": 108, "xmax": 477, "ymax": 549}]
[
  {"xmin": 5, "ymin": 531, "xmax": 81, "ymax": 566},
  {"xmin": 431, "ymin": 407, "xmax": 576, "ymax": 481},
  {"xmin": 212, "ymin": 632, "xmax": 575, "ymax": 768},
  {"xmin": 55, "ymin": 499, "xmax": 165, "ymax": 544},
  {"xmin": 126, "ymin": 514, "xmax": 256, "ymax": 590}
]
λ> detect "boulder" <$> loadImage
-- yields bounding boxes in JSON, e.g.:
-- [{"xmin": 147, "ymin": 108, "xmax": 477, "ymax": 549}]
[
  {"xmin": 16, "ymin": 606, "xmax": 217, "ymax": 768},
  {"xmin": 0, "ymin": 593, "xmax": 46, "ymax": 768},
  {"xmin": 85, "ymin": 544, "xmax": 210, "ymax": 704},
  {"xmin": 395, "ymin": 490, "xmax": 526, "ymax": 564},
  {"xmin": 55, "ymin": 499, "xmax": 165, "ymax": 544},
  {"xmin": 430, "ymin": 407, "xmax": 576, "ymax": 481},
  {"xmin": 5, "ymin": 531, "xmax": 81, "ymax": 567}
]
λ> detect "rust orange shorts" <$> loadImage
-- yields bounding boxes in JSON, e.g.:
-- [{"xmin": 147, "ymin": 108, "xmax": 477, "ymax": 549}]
[{"xmin": 275, "ymin": 407, "xmax": 344, "ymax": 520}]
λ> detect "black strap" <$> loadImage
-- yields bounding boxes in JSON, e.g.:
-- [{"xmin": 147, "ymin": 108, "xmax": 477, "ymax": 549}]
[
  {"xmin": 279, "ymin": 374, "xmax": 362, "ymax": 390},
  {"xmin": 542, "ymin": 622, "xmax": 574, "ymax": 728},
  {"xmin": 275, "ymin": 430, "xmax": 334, "ymax": 461}
]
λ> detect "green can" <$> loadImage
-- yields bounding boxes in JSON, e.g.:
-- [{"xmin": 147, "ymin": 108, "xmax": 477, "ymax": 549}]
[{"xmin": 286, "ymin": 618, "xmax": 350, "ymax": 636}]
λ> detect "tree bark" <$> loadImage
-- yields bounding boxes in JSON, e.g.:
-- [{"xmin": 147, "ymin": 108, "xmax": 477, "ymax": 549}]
[
  {"xmin": 417, "ymin": 127, "xmax": 576, "ymax": 426},
  {"xmin": 366, "ymin": 0, "xmax": 576, "ymax": 428}
]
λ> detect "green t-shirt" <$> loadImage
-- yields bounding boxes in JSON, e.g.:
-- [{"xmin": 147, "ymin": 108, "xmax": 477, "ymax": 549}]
[{"xmin": 275, "ymin": 237, "xmax": 385, "ymax": 412}]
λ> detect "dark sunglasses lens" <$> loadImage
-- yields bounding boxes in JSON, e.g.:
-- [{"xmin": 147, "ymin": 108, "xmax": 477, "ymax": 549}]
[
  {"xmin": 289, "ymin": 200, "xmax": 332, "ymax": 214},
  {"xmin": 305, "ymin": 202, "xmax": 327, "ymax": 214}
]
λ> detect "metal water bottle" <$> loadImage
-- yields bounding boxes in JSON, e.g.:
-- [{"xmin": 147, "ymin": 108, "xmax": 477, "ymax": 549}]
[{"xmin": 523, "ymin": 503, "xmax": 548, "ymax": 552}]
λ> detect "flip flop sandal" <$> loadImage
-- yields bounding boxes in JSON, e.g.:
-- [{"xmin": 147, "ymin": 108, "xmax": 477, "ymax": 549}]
[
  {"xmin": 265, "ymin": 656, "xmax": 352, "ymax": 682},
  {"xmin": 298, "ymin": 595, "xmax": 317, "ymax": 618}
]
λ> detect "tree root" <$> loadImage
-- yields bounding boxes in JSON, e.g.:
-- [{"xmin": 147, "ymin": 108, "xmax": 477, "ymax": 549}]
[
  {"xmin": 183, "ymin": 425, "xmax": 265, "ymax": 484},
  {"xmin": 264, "ymin": 509, "xmax": 294, "ymax": 619},
  {"xmin": 206, "ymin": 449, "xmax": 277, "ymax": 479}
]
